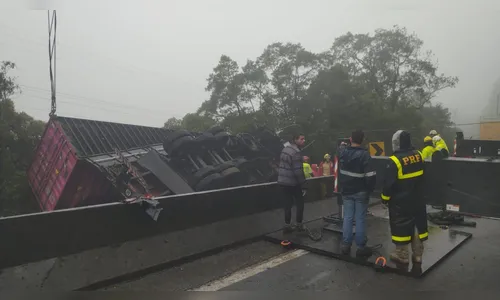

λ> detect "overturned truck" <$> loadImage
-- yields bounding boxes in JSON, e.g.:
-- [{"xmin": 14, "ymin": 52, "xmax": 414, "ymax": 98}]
[{"xmin": 27, "ymin": 116, "xmax": 285, "ymax": 211}]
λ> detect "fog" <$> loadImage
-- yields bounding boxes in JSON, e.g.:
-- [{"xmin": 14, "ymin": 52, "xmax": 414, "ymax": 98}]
[{"xmin": 1, "ymin": 0, "xmax": 499, "ymax": 138}]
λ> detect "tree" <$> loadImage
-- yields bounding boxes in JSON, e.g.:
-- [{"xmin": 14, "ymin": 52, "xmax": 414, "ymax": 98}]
[
  {"xmin": 167, "ymin": 26, "xmax": 459, "ymax": 161},
  {"xmin": 182, "ymin": 113, "xmax": 216, "ymax": 132},
  {"xmin": 249, "ymin": 42, "xmax": 321, "ymax": 128},
  {"xmin": 0, "ymin": 61, "xmax": 45, "ymax": 216},
  {"xmin": 163, "ymin": 117, "xmax": 182, "ymax": 130},
  {"xmin": 296, "ymin": 66, "xmax": 423, "ymax": 159},
  {"xmin": 0, "ymin": 61, "xmax": 19, "ymax": 102},
  {"xmin": 328, "ymin": 26, "xmax": 458, "ymax": 111},
  {"xmin": 419, "ymin": 103, "xmax": 456, "ymax": 146},
  {"xmin": 163, "ymin": 113, "xmax": 217, "ymax": 133},
  {"xmin": 200, "ymin": 55, "xmax": 253, "ymax": 119}
]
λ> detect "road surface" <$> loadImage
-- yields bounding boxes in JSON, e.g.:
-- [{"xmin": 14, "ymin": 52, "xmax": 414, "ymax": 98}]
[{"xmin": 104, "ymin": 204, "xmax": 500, "ymax": 291}]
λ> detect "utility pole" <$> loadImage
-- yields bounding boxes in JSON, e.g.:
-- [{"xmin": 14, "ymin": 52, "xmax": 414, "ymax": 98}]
[{"xmin": 48, "ymin": 10, "xmax": 57, "ymax": 117}]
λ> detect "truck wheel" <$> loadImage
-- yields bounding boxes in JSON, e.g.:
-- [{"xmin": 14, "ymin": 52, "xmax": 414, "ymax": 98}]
[
  {"xmin": 207, "ymin": 126, "xmax": 225, "ymax": 135},
  {"xmin": 165, "ymin": 130, "xmax": 192, "ymax": 144},
  {"xmin": 233, "ymin": 158, "xmax": 248, "ymax": 167},
  {"xmin": 214, "ymin": 132, "xmax": 231, "ymax": 148},
  {"xmin": 190, "ymin": 166, "xmax": 217, "ymax": 186},
  {"xmin": 221, "ymin": 167, "xmax": 240, "ymax": 177},
  {"xmin": 220, "ymin": 167, "xmax": 249, "ymax": 187},
  {"xmin": 194, "ymin": 132, "xmax": 218, "ymax": 150},
  {"xmin": 213, "ymin": 162, "xmax": 236, "ymax": 173},
  {"xmin": 166, "ymin": 135, "xmax": 194, "ymax": 156},
  {"xmin": 195, "ymin": 173, "xmax": 222, "ymax": 191}
]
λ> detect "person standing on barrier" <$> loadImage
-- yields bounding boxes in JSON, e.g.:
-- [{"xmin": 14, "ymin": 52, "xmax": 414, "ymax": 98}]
[
  {"xmin": 278, "ymin": 133, "xmax": 307, "ymax": 233},
  {"xmin": 421, "ymin": 136, "xmax": 436, "ymax": 161},
  {"xmin": 338, "ymin": 130, "xmax": 376, "ymax": 257},
  {"xmin": 381, "ymin": 130, "xmax": 427, "ymax": 264},
  {"xmin": 429, "ymin": 130, "xmax": 449, "ymax": 158}
]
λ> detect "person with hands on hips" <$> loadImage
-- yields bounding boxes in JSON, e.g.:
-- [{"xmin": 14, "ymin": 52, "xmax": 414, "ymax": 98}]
[{"xmin": 278, "ymin": 133, "xmax": 307, "ymax": 233}]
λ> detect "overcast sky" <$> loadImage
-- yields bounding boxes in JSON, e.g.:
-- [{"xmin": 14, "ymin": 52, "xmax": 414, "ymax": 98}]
[{"xmin": 1, "ymin": 0, "xmax": 499, "ymax": 137}]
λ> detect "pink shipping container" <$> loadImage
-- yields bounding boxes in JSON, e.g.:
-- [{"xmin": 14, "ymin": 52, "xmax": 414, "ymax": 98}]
[{"xmin": 27, "ymin": 116, "xmax": 170, "ymax": 211}]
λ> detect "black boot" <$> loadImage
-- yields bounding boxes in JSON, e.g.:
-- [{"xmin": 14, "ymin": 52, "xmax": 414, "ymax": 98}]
[
  {"xmin": 340, "ymin": 244, "xmax": 351, "ymax": 255},
  {"xmin": 356, "ymin": 247, "xmax": 373, "ymax": 257}
]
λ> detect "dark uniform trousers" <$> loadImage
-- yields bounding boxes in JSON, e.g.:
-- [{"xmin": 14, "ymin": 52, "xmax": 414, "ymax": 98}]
[{"xmin": 381, "ymin": 150, "xmax": 428, "ymax": 245}]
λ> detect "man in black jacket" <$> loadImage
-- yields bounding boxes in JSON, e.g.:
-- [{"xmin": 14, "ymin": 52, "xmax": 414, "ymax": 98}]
[
  {"xmin": 277, "ymin": 134, "xmax": 307, "ymax": 233},
  {"xmin": 338, "ymin": 130, "xmax": 376, "ymax": 257},
  {"xmin": 381, "ymin": 130, "xmax": 427, "ymax": 264}
]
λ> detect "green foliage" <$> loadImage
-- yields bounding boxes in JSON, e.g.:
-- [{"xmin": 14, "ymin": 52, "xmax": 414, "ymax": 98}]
[
  {"xmin": 0, "ymin": 61, "xmax": 19, "ymax": 101},
  {"xmin": 171, "ymin": 26, "xmax": 459, "ymax": 162},
  {"xmin": 328, "ymin": 26, "xmax": 459, "ymax": 111},
  {"xmin": 182, "ymin": 113, "xmax": 216, "ymax": 132},
  {"xmin": 163, "ymin": 117, "xmax": 182, "ymax": 130},
  {"xmin": 163, "ymin": 113, "xmax": 216, "ymax": 133},
  {"xmin": 0, "ymin": 62, "xmax": 45, "ymax": 216}
]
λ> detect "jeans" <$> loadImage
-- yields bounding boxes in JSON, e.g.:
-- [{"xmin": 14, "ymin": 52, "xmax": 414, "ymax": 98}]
[
  {"xmin": 281, "ymin": 185, "xmax": 305, "ymax": 224},
  {"xmin": 342, "ymin": 191, "xmax": 368, "ymax": 248}
]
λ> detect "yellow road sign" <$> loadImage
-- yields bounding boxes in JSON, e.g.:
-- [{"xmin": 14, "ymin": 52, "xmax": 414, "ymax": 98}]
[{"xmin": 369, "ymin": 142, "xmax": 385, "ymax": 156}]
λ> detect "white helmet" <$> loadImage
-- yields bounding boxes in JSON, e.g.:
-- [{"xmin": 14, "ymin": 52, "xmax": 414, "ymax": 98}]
[
  {"xmin": 432, "ymin": 135, "xmax": 441, "ymax": 145},
  {"xmin": 392, "ymin": 130, "xmax": 404, "ymax": 152},
  {"xmin": 429, "ymin": 130, "xmax": 438, "ymax": 136}
]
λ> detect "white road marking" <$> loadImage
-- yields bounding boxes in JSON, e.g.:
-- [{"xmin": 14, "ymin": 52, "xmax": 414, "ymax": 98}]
[
  {"xmin": 304, "ymin": 270, "xmax": 331, "ymax": 287},
  {"xmin": 190, "ymin": 249, "xmax": 309, "ymax": 291}
]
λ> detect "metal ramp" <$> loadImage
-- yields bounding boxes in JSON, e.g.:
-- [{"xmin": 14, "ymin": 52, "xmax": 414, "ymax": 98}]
[{"xmin": 264, "ymin": 215, "xmax": 472, "ymax": 277}]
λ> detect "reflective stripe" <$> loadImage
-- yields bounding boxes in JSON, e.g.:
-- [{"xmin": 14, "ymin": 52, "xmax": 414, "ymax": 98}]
[
  {"xmin": 419, "ymin": 232, "xmax": 428, "ymax": 239},
  {"xmin": 392, "ymin": 235, "xmax": 411, "ymax": 242},
  {"xmin": 381, "ymin": 194, "xmax": 390, "ymax": 201},
  {"xmin": 340, "ymin": 170, "xmax": 377, "ymax": 178},
  {"xmin": 392, "ymin": 233, "xmax": 427, "ymax": 242},
  {"xmin": 389, "ymin": 156, "xmax": 423, "ymax": 179}
]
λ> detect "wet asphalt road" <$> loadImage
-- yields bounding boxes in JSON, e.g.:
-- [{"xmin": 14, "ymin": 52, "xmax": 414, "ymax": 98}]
[{"xmin": 106, "ymin": 211, "xmax": 500, "ymax": 291}]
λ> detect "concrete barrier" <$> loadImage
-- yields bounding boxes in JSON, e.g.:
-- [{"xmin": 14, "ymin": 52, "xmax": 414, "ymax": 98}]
[
  {"xmin": 0, "ymin": 198, "xmax": 340, "ymax": 291},
  {"xmin": 0, "ymin": 176, "xmax": 334, "ymax": 270},
  {"xmin": 370, "ymin": 156, "xmax": 500, "ymax": 218}
]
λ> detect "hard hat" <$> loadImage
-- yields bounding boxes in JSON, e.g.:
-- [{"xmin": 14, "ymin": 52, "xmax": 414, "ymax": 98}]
[
  {"xmin": 424, "ymin": 136, "xmax": 432, "ymax": 143},
  {"xmin": 429, "ymin": 130, "xmax": 438, "ymax": 136},
  {"xmin": 392, "ymin": 130, "xmax": 412, "ymax": 152},
  {"xmin": 303, "ymin": 156, "xmax": 310, "ymax": 162},
  {"xmin": 432, "ymin": 135, "xmax": 441, "ymax": 142}
]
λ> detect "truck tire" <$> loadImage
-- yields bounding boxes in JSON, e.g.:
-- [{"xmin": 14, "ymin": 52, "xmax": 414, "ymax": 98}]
[
  {"xmin": 213, "ymin": 161, "xmax": 236, "ymax": 173},
  {"xmin": 165, "ymin": 130, "xmax": 192, "ymax": 144},
  {"xmin": 221, "ymin": 167, "xmax": 240, "ymax": 177},
  {"xmin": 190, "ymin": 166, "xmax": 217, "ymax": 186},
  {"xmin": 167, "ymin": 135, "xmax": 195, "ymax": 156},
  {"xmin": 219, "ymin": 167, "xmax": 249, "ymax": 187},
  {"xmin": 214, "ymin": 132, "xmax": 231, "ymax": 148},
  {"xmin": 194, "ymin": 132, "xmax": 218, "ymax": 150},
  {"xmin": 195, "ymin": 173, "xmax": 222, "ymax": 191},
  {"xmin": 233, "ymin": 158, "xmax": 248, "ymax": 168},
  {"xmin": 207, "ymin": 126, "xmax": 225, "ymax": 135}
]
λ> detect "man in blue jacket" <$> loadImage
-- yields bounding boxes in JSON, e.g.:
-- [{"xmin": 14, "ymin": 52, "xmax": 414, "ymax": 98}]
[
  {"xmin": 338, "ymin": 130, "xmax": 376, "ymax": 257},
  {"xmin": 278, "ymin": 133, "xmax": 307, "ymax": 233}
]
